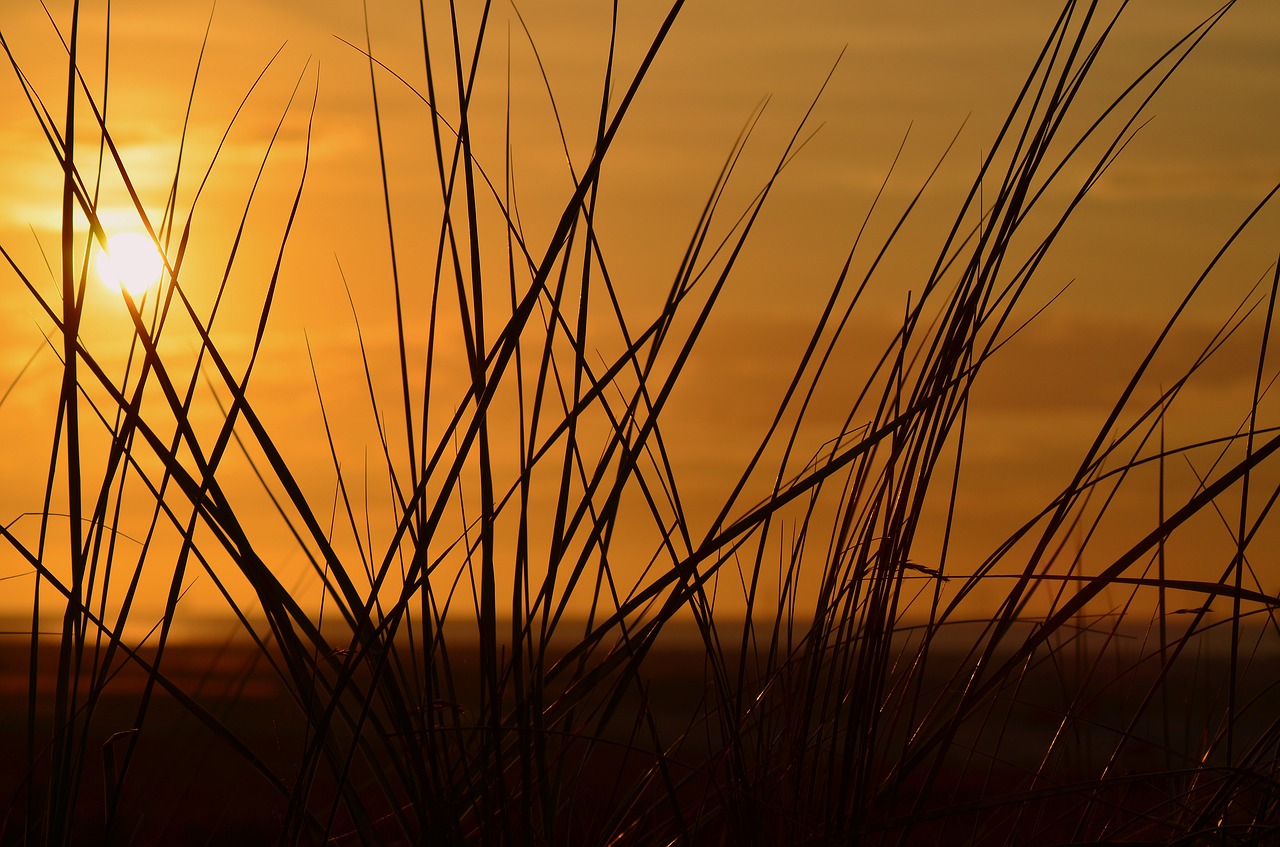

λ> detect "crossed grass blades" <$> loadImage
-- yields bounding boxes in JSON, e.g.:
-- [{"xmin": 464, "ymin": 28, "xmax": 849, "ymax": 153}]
[{"xmin": 3, "ymin": 0, "xmax": 1280, "ymax": 844}]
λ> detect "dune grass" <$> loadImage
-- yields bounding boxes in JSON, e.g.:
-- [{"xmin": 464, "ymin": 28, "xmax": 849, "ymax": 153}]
[{"xmin": 3, "ymin": 0, "xmax": 1280, "ymax": 844}]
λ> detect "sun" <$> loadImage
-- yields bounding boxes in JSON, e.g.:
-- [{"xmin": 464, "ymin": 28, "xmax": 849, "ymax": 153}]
[{"xmin": 95, "ymin": 231, "xmax": 165, "ymax": 298}]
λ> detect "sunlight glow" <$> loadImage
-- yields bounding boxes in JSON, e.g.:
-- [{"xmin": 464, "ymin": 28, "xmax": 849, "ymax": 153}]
[{"xmin": 95, "ymin": 232, "xmax": 165, "ymax": 298}]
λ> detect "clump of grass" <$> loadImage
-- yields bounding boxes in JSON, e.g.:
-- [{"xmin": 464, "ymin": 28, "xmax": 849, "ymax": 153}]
[{"xmin": 3, "ymin": 1, "xmax": 1280, "ymax": 845}]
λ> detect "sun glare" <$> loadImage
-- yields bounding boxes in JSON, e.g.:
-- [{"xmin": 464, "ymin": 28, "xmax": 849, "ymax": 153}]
[{"xmin": 95, "ymin": 231, "xmax": 165, "ymax": 298}]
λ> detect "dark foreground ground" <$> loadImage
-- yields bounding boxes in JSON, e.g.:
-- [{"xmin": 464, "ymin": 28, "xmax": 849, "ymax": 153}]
[
  {"xmin": 3, "ymin": 625, "xmax": 1278, "ymax": 845},
  {"xmin": 1, "ymin": 632, "xmax": 726, "ymax": 846}
]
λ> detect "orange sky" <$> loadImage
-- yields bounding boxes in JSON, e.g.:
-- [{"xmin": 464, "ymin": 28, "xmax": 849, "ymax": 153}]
[{"xmin": 1, "ymin": 1, "xmax": 1279, "ymax": 639}]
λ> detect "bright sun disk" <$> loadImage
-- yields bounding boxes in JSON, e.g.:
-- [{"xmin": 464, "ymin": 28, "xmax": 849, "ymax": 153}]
[{"xmin": 95, "ymin": 231, "xmax": 164, "ymax": 297}]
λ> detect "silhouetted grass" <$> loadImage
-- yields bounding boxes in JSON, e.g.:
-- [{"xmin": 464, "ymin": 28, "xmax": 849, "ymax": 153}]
[{"xmin": 3, "ymin": 1, "xmax": 1280, "ymax": 844}]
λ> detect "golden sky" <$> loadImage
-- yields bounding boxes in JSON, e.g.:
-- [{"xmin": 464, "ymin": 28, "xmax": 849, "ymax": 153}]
[{"xmin": 1, "ymin": 1, "xmax": 1279, "ymax": 638}]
